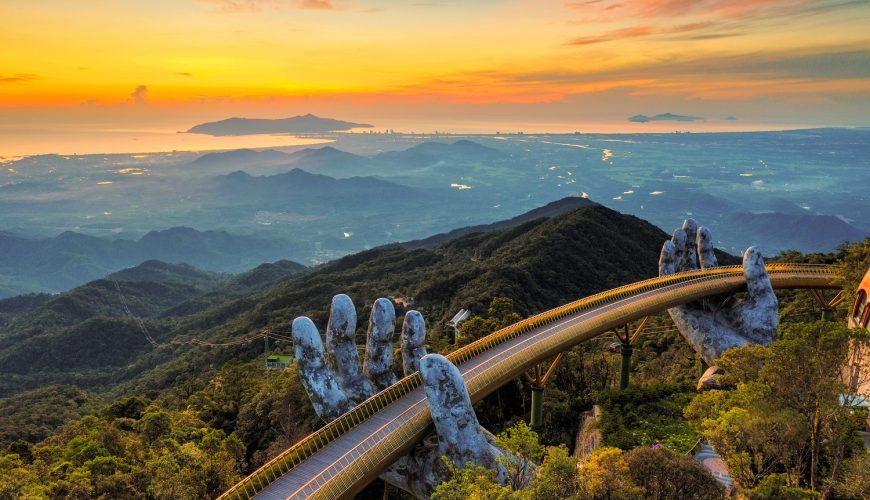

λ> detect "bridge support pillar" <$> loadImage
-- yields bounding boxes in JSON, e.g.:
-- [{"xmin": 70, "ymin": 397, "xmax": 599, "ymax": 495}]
[
  {"xmin": 619, "ymin": 343, "xmax": 632, "ymax": 390},
  {"xmin": 615, "ymin": 319, "xmax": 647, "ymax": 391},
  {"xmin": 530, "ymin": 387, "xmax": 544, "ymax": 429},
  {"xmin": 524, "ymin": 353, "xmax": 565, "ymax": 429},
  {"xmin": 811, "ymin": 289, "xmax": 845, "ymax": 322}
]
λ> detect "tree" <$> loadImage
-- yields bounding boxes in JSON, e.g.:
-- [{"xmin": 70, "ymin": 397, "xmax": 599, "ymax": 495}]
[
  {"xmin": 685, "ymin": 320, "xmax": 868, "ymax": 492},
  {"xmin": 624, "ymin": 446, "xmax": 723, "ymax": 500},
  {"xmin": 833, "ymin": 452, "xmax": 870, "ymax": 499},
  {"xmin": 495, "ymin": 420, "xmax": 545, "ymax": 490},
  {"xmin": 764, "ymin": 321, "xmax": 859, "ymax": 490},
  {"xmin": 529, "ymin": 445, "xmax": 580, "ymax": 499},
  {"xmin": 0, "ymin": 389, "xmax": 248, "ymax": 500},
  {"xmin": 597, "ymin": 384, "xmax": 699, "ymax": 453},
  {"xmin": 487, "ymin": 297, "xmax": 522, "ymax": 328},
  {"xmin": 716, "ymin": 343, "xmax": 769, "ymax": 387},
  {"xmin": 458, "ymin": 316, "xmax": 491, "ymax": 347},
  {"xmin": 698, "ymin": 405, "xmax": 777, "ymax": 488},
  {"xmin": 234, "ymin": 368, "xmax": 318, "ymax": 466},
  {"xmin": 137, "ymin": 410, "xmax": 172, "ymax": 444},
  {"xmin": 458, "ymin": 297, "xmax": 522, "ymax": 347},
  {"xmin": 0, "ymin": 453, "xmax": 42, "ymax": 499},
  {"xmin": 103, "ymin": 396, "xmax": 147, "ymax": 420},
  {"xmin": 432, "ymin": 460, "xmax": 516, "ymax": 500},
  {"xmin": 749, "ymin": 473, "xmax": 820, "ymax": 499},
  {"xmin": 836, "ymin": 238, "xmax": 870, "ymax": 305},
  {"xmin": 577, "ymin": 446, "xmax": 644, "ymax": 499}
]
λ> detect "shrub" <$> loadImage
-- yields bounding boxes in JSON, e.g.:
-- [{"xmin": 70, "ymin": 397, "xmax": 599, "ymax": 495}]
[
  {"xmin": 749, "ymin": 474, "xmax": 820, "ymax": 499},
  {"xmin": 624, "ymin": 447, "xmax": 723, "ymax": 500}
]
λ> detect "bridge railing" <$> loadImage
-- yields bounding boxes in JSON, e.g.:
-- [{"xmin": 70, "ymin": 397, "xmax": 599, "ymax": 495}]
[{"xmin": 219, "ymin": 263, "xmax": 838, "ymax": 500}]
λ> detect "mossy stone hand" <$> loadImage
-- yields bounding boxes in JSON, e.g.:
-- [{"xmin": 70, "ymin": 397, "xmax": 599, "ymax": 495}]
[
  {"xmin": 292, "ymin": 294, "xmax": 508, "ymax": 498},
  {"xmin": 659, "ymin": 219, "xmax": 779, "ymax": 376}
]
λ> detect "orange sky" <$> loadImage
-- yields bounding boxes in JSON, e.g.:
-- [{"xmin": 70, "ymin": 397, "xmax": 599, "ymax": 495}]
[{"xmin": 1, "ymin": 0, "xmax": 869, "ymax": 132}]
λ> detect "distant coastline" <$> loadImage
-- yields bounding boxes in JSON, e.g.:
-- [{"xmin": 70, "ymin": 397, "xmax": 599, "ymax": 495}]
[{"xmin": 1, "ymin": 123, "xmax": 857, "ymax": 158}]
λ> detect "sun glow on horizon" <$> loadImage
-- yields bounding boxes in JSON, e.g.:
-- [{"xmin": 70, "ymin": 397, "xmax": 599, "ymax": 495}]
[{"xmin": 1, "ymin": 0, "xmax": 869, "ymax": 132}]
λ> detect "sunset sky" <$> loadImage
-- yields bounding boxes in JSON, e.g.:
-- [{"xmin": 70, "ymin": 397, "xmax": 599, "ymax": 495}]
[{"xmin": 2, "ymin": 0, "xmax": 869, "ymax": 133}]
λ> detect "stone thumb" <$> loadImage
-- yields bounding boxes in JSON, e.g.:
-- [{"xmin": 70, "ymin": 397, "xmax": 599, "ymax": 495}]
[{"xmin": 419, "ymin": 354, "xmax": 497, "ymax": 469}]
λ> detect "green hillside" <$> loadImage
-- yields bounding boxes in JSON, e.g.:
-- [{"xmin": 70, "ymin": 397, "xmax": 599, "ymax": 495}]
[
  {"xmin": 0, "ymin": 385, "xmax": 102, "ymax": 448},
  {"xmin": 114, "ymin": 204, "xmax": 688, "ymax": 396},
  {"xmin": 0, "ymin": 201, "xmax": 753, "ymax": 498},
  {"xmin": 0, "ymin": 259, "xmax": 306, "ymax": 397}
]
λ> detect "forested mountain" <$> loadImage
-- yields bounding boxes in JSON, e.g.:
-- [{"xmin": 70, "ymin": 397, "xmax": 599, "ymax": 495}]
[
  {"xmin": 0, "ymin": 202, "xmax": 679, "ymax": 399},
  {"xmin": 401, "ymin": 196, "xmax": 597, "ymax": 249},
  {"xmin": 107, "ymin": 260, "xmax": 224, "ymax": 288},
  {"xmin": 0, "ymin": 293, "xmax": 52, "ymax": 328},
  {"xmin": 0, "ymin": 259, "xmax": 305, "ymax": 397},
  {"xmin": 0, "ymin": 385, "xmax": 102, "ymax": 448},
  {"xmin": 279, "ymin": 146, "xmax": 373, "ymax": 178},
  {"xmin": 374, "ymin": 139, "xmax": 507, "ymax": 167},
  {"xmin": 0, "ymin": 201, "xmax": 698, "ymax": 495}
]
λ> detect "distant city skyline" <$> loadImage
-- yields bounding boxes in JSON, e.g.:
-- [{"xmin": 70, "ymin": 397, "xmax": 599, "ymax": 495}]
[{"xmin": 2, "ymin": 0, "xmax": 869, "ymax": 136}]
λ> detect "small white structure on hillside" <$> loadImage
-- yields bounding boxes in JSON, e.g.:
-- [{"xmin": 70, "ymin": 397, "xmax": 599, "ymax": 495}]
[{"xmin": 448, "ymin": 309, "xmax": 471, "ymax": 340}]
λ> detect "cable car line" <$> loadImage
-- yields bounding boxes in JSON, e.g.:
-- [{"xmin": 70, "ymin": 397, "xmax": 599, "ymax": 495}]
[{"xmin": 112, "ymin": 278, "xmax": 295, "ymax": 349}]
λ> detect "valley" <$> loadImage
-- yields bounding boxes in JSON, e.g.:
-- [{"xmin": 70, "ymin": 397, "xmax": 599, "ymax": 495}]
[{"xmin": 1, "ymin": 128, "xmax": 868, "ymax": 298}]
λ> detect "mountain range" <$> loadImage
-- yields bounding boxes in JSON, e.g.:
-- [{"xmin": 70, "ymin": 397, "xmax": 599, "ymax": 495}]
[
  {"xmin": 187, "ymin": 148, "xmax": 292, "ymax": 172},
  {"xmin": 0, "ymin": 227, "xmax": 296, "ymax": 297},
  {"xmin": 213, "ymin": 168, "xmax": 411, "ymax": 203},
  {"xmin": 2, "ymin": 134, "xmax": 867, "ymax": 302},
  {"xmin": 0, "ymin": 199, "xmax": 697, "ymax": 398}
]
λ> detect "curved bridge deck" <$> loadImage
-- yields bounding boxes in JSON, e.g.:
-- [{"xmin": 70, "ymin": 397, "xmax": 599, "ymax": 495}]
[{"xmin": 220, "ymin": 264, "xmax": 839, "ymax": 500}]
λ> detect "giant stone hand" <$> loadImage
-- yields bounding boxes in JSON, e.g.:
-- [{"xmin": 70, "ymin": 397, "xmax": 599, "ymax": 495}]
[
  {"xmin": 658, "ymin": 219, "xmax": 778, "ymax": 365},
  {"xmin": 292, "ymin": 295, "xmax": 507, "ymax": 498}
]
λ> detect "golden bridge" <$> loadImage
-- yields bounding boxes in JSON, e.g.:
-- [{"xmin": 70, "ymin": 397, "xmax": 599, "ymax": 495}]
[{"xmin": 220, "ymin": 264, "xmax": 840, "ymax": 500}]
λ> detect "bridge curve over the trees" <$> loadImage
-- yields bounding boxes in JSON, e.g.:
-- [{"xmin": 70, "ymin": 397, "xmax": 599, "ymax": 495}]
[{"xmin": 220, "ymin": 264, "xmax": 839, "ymax": 500}]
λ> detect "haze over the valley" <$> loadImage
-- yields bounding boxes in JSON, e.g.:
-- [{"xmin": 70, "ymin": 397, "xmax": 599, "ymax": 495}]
[{"xmin": 2, "ymin": 121, "xmax": 868, "ymax": 298}]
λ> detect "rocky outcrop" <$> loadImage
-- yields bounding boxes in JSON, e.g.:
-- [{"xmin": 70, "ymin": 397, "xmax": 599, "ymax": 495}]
[{"xmin": 575, "ymin": 405, "xmax": 602, "ymax": 457}]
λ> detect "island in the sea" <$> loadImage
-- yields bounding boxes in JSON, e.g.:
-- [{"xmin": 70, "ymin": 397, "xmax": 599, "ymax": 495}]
[
  {"xmin": 186, "ymin": 113, "xmax": 373, "ymax": 136},
  {"xmin": 629, "ymin": 112, "xmax": 705, "ymax": 123}
]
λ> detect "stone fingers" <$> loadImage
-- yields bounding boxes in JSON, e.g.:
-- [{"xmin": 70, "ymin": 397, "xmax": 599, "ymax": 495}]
[
  {"xmin": 419, "ymin": 354, "xmax": 501, "ymax": 472},
  {"xmin": 697, "ymin": 226, "xmax": 718, "ymax": 270},
  {"xmin": 401, "ymin": 310, "xmax": 428, "ymax": 376},
  {"xmin": 681, "ymin": 218, "xmax": 699, "ymax": 271},
  {"xmin": 742, "ymin": 247, "xmax": 774, "ymax": 302},
  {"xmin": 363, "ymin": 298, "xmax": 398, "ymax": 391},
  {"xmin": 739, "ymin": 246, "xmax": 778, "ymax": 344},
  {"xmin": 292, "ymin": 316, "xmax": 352, "ymax": 422},
  {"xmin": 670, "ymin": 229, "xmax": 686, "ymax": 273},
  {"xmin": 326, "ymin": 294, "xmax": 374, "ymax": 404},
  {"xmin": 659, "ymin": 240, "xmax": 677, "ymax": 276}
]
